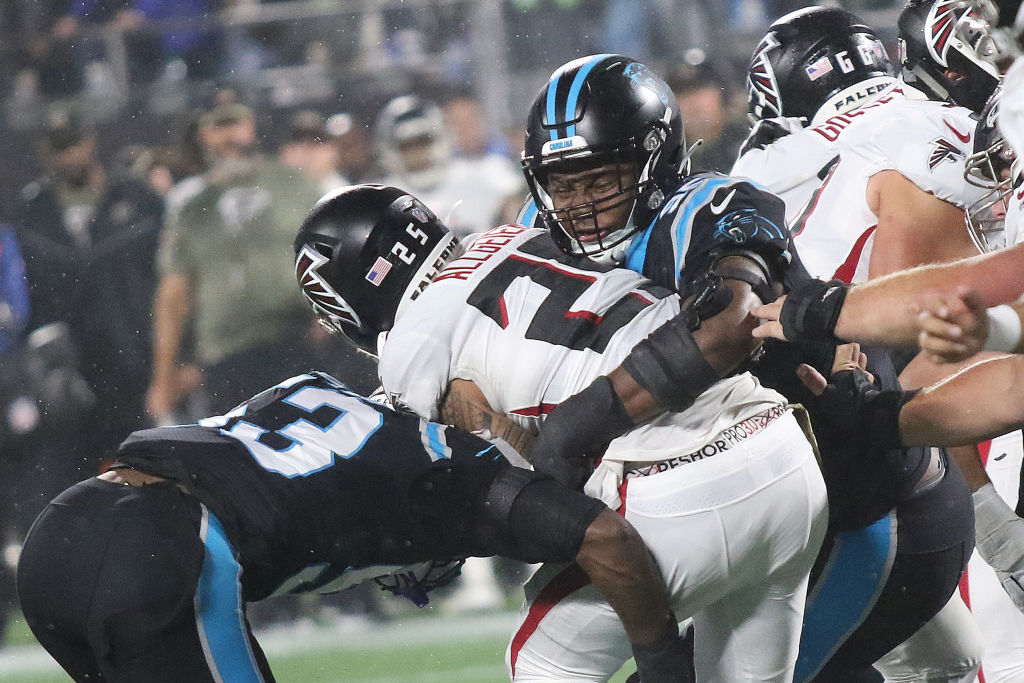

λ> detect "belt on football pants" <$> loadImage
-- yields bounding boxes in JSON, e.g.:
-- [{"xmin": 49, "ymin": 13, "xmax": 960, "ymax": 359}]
[{"xmin": 623, "ymin": 405, "xmax": 790, "ymax": 479}]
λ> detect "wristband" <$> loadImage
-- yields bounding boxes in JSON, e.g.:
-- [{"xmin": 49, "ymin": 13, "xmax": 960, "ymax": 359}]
[
  {"xmin": 630, "ymin": 620, "xmax": 696, "ymax": 683},
  {"xmin": 779, "ymin": 278, "xmax": 849, "ymax": 343},
  {"xmin": 984, "ymin": 304, "xmax": 1023, "ymax": 353}
]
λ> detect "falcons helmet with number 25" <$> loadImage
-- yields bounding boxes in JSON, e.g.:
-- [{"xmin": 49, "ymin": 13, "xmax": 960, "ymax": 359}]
[{"xmin": 294, "ymin": 184, "xmax": 458, "ymax": 353}]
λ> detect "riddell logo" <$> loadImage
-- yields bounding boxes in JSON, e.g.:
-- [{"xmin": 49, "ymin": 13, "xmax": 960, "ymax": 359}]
[{"xmin": 928, "ymin": 137, "xmax": 965, "ymax": 169}]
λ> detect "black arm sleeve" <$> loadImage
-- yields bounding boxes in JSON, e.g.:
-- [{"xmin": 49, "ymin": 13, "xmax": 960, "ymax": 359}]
[{"xmin": 527, "ymin": 376, "xmax": 634, "ymax": 489}]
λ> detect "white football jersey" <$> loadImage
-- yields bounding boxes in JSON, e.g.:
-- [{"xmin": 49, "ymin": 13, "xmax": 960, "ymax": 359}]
[
  {"xmin": 730, "ymin": 121, "xmax": 839, "ymax": 226},
  {"xmin": 378, "ymin": 225, "xmax": 785, "ymax": 463},
  {"xmin": 774, "ymin": 83, "xmax": 983, "ymax": 282}
]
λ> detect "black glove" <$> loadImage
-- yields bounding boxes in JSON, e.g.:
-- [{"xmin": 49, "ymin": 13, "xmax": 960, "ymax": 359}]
[
  {"xmin": 628, "ymin": 622, "xmax": 696, "ymax": 683},
  {"xmin": 813, "ymin": 369, "xmax": 915, "ymax": 451}
]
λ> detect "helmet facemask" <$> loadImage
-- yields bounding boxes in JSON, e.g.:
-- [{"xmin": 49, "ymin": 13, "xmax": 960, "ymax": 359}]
[
  {"xmin": 899, "ymin": 0, "xmax": 1001, "ymax": 113},
  {"xmin": 523, "ymin": 125, "xmax": 668, "ymax": 263},
  {"xmin": 965, "ymin": 145, "xmax": 1018, "ymax": 252}
]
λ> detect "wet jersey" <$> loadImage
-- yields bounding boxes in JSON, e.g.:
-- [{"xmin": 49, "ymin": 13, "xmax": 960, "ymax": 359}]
[
  {"xmin": 731, "ymin": 122, "xmax": 840, "ymax": 226},
  {"xmin": 619, "ymin": 172, "xmax": 795, "ymax": 298},
  {"xmin": 786, "ymin": 82, "xmax": 984, "ymax": 282},
  {"xmin": 378, "ymin": 224, "xmax": 787, "ymax": 463},
  {"xmin": 113, "ymin": 372, "xmax": 505, "ymax": 602}
]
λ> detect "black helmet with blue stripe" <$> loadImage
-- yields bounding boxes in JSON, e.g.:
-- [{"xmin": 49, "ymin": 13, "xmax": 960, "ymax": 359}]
[{"xmin": 522, "ymin": 54, "xmax": 686, "ymax": 263}]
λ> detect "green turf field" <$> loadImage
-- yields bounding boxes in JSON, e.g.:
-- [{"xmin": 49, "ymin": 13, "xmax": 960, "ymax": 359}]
[{"xmin": 0, "ymin": 609, "xmax": 633, "ymax": 682}]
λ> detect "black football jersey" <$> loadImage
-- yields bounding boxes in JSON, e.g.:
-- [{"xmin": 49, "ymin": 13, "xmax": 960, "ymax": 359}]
[
  {"xmin": 621, "ymin": 172, "xmax": 796, "ymax": 299},
  {"xmin": 114, "ymin": 372, "xmax": 507, "ymax": 601}
]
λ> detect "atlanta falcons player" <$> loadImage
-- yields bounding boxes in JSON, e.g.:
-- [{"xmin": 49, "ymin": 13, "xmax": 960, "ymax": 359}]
[
  {"xmin": 731, "ymin": 6, "xmax": 897, "ymax": 224},
  {"xmin": 738, "ymin": 0, "xmax": 996, "ymax": 287},
  {"xmin": 295, "ymin": 175, "xmax": 829, "ymax": 680}
]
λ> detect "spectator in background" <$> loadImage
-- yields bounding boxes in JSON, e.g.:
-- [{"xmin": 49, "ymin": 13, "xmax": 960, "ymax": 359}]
[
  {"xmin": 442, "ymin": 90, "xmax": 511, "ymax": 159},
  {"xmin": 375, "ymin": 94, "xmax": 523, "ymax": 239},
  {"xmin": 278, "ymin": 109, "xmax": 345, "ymax": 194},
  {"xmin": 326, "ymin": 112, "xmax": 377, "ymax": 184},
  {"xmin": 0, "ymin": 223, "xmax": 29, "ymax": 648},
  {"xmin": 146, "ymin": 100, "xmax": 323, "ymax": 424},
  {"xmin": 668, "ymin": 59, "xmax": 751, "ymax": 174},
  {"xmin": 49, "ymin": 0, "xmax": 221, "ymax": 86},
  {"xmin": 7, "ymin": 110, "xmax": 163, "ymax": 594}
]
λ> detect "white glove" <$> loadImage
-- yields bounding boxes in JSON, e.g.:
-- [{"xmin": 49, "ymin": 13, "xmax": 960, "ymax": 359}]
[{"xmin": 973, "ymin": 482, "xmax": 1024, "ymax": 613}]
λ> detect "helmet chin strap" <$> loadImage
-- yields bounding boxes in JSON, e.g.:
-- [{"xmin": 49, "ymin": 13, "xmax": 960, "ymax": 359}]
[{"xmin": 905, "ymin": 63, "xmax": 952, "ymax": 103}]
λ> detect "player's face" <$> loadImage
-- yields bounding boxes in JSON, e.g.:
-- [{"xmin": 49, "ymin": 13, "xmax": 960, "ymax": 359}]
[{"xmin": 546, "ymin": 162, "xmax": 637, "ymax": 243}]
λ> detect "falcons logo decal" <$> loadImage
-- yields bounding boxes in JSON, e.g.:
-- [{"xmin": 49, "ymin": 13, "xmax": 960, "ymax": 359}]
[
  {"xmin": 747, "ymin": 34, "xmax": 782, "ymax": 119},
  {"xmin": 926, "ymin": 0, "xmax": 970, "ymax": 67},
  {"xmin": 295, "ymin": 244, "xmax": 361, "ymax": 328},
  {"xmin": 928, "ymin": 137, "xmax": 965, "ymax": 169}
]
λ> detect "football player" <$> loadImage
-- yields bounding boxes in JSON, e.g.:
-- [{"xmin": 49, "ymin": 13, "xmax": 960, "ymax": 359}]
[
  {"xmin": 520, "ymin": 50, "xmax": 979, "ymax": 681},
  {"xmin": 731, "ymin": 6, "xmax": 897, "ymax": 224},
  {"xmin": 738, "ymin": 0, "xmax": 996, "ymax": 286},
  {"xmin": 295, "ymin": 178, "xmax": 829, "ymax": 681},
  {"xmin": 765, "ymin": 82, "xmax": 1024, "ymax": 681},
  {"xmin": 728, "ymin": 6, "xmax": 995, "ymax": 680},
  {"xmin": 17, "ymin": 371, "xmax": 695, "ymax": 683},
  {"xmin": 374, "ymin": 95, "xmax": 522, "ymax": 240}
]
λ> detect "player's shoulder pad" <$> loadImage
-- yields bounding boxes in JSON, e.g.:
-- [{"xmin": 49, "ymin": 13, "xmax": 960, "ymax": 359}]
[{"xmin": 655, "ymin": 173, "xmax": 792, "ymax": 288}]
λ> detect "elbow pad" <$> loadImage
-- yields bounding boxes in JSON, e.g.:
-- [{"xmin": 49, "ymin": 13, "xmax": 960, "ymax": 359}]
[
  {"xmin": 780, "ymin": 278, "xmax": 849, "ymax": 343},
  {"xmin": 621, "ymin": 315, "xmax": 720, "ymax": 412}
]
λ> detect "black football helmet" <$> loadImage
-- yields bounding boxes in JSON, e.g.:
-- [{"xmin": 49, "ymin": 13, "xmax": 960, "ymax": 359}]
[
  {"xmin": 521, "ymin": 54, "xmax": 686, "ymax": 263},
  {"xmin": 898, "ymin": 0, "xmax": 1001, "ymax": 113},
  {"xmin": 965, "ymin": 86, "xmax": 1019, "ymax": 251},
  {"xmin": 294, "ymin": 184, "xmax": 458, "ymax": 352},
  {"xmin": 747, "ymin": 6, "xmax": 896, "ymax": 126}
]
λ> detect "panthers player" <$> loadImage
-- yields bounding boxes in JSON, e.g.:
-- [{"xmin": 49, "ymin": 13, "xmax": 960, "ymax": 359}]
[
  {"xmin": 520, "ymin": 52, "xmax": 979, "ymax": 681},
  {"xmin": 17, "ymin": 371, "xmax": 696, "ymax": 683},
  {"xmin": 296, "ymin": 178, "xmax": 829, "ymax": 681}
]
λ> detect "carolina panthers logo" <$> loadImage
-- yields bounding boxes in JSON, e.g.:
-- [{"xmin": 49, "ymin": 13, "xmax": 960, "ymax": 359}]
[
  {"xmin": 747, "ymin": 34, "xmax": 782, "ymax": 119},
  {"xmin": 714, "ymin": 208, "xmax": 786, "ymax": 244},
  {"xmin": 295, "ymin": 244, "xmax": 361, "ymax": 328},
  {"xmin": 928, "ymin": 137, "xmax": 966, "ymax": 169},
  {"xmin": 925, "ymin": 0, "xmax": 971, "ymax": 67},
  {"xmin": 624, "ymin": 62, "xmax": 673, "ymax": 108}
]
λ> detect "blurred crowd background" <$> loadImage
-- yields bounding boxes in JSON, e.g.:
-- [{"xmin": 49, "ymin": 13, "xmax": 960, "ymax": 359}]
[{"xmin": 0, "ymin": 0, "xmax": 908, "ymax": 647}]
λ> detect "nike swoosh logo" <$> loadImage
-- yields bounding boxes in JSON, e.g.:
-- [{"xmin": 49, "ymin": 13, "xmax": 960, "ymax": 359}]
[
  {"xmin": 944, "ymin": 120, "xmax": 970, "ymax": 144},
  {"xmin": 1017, "ymin": 188, "xmax": 1024, "ymax": 201},
  {"xmin": 710, "ymin": 188, "xmax": 737, "ymax": 215},
  {"xmin": 995, "ymin": 453, "xmax": 1007, "ymax": 461}
]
